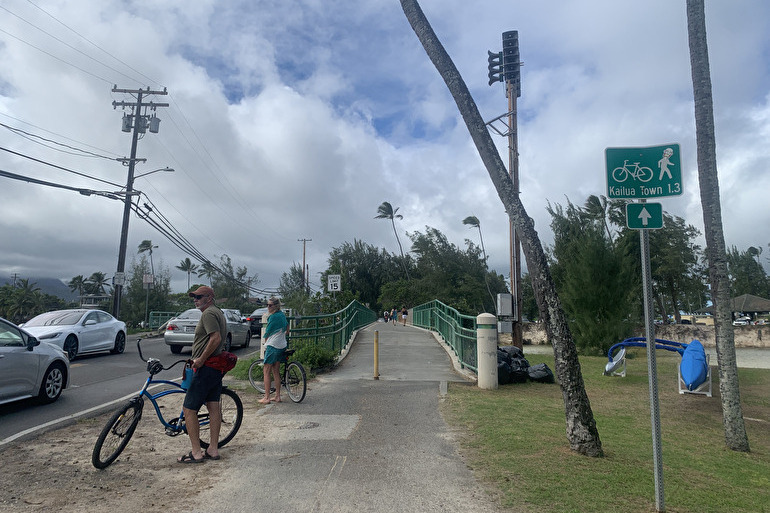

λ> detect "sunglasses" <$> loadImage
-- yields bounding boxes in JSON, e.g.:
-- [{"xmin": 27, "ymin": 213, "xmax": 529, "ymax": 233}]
[
  {"xmin": 192, "ymin": 294, "xmax": 207, "ymax": 300},
  {"xmin": 267, "ymin": 303, "xmax": 277, "ymax": 306}
]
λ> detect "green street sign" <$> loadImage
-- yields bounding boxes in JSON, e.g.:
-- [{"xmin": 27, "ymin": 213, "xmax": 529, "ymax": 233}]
[
  {"xmin": 606, "ymin": 143, "xmax": 682, "ymax": 199},
  {"xmin": 626, "ymin": 202, "xmax": 664, "ymax": 230}
]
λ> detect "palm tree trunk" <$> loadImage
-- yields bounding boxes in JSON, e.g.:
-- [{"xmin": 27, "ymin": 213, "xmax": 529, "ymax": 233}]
[
  {"xmin": 400, "ymin": 0, "xmax": 602, "ymax": 456},
  {"xmin": 686, "ymin": 0, "xmax": 749, "ymax": 452},
  {"xmin": 391, "ymin": 219, "xmax": 410, "ymax": 279}
]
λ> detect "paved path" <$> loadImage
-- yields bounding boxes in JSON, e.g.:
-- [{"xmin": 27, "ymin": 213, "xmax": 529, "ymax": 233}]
[{"xmin": 196, "ymin": 322, "xmax": 504, "ymax": 513}]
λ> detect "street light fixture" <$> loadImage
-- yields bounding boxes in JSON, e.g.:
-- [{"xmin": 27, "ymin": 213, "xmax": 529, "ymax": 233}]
[{"xmin": 134, "ymin": 167, "xmax": 174, "ymax": 179}]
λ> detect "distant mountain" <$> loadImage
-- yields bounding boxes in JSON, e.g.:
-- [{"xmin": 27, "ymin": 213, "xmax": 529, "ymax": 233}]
[{"xmin": 0, "ymin": 275, "xmax": 80, "ymax": 301}]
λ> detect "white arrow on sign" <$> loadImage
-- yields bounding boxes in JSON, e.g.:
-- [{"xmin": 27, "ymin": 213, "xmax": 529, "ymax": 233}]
[{"xmin": 638, "ymin": 207, "xmax": 652, "ymax": 226}]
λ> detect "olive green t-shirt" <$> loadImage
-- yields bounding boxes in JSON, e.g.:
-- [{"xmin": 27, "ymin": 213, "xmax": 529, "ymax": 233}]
[{"xmin": 191, "ymin": 306, "xmax": 227, "ymax": 360}]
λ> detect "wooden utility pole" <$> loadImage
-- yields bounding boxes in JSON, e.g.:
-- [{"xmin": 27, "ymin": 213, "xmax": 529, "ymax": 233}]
[
  {"xmin": 298, "ymin": 238, "xmax": 312, "ymax": 293},
  {"xmin": 111, "ymin": 86, "xmax": 168, "ymax": 319}
]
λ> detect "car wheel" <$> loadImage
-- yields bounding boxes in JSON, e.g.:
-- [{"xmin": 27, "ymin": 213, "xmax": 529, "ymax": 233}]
[
  {"xmin": 111, "ymin": 331, "xmax": 126, "ymax": 354},
  {"xmin": 64, "ymin": 335, "xmax": 78, "ymax": 360},
  {"xmin": 170, "ymin": 345, "xmax": 183, "ymax": 354},
  {"xmin": 38, "ymin": 362, "xmax": 66, "ymax": 403},
  {"xmin": 243, "ymin": 330, "xmax": 251, "ymax": 348},
  {"xmin": 224, "ymin": 334, "xmax": 232, "ymax": 352}
]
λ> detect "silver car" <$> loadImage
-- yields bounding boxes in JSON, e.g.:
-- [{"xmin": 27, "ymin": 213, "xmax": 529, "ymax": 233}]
[
  {"xmin": 20, "ymin": 309, "xmax": 127, "ymax": 361},
  {"xmin": 0, "ymin": 316, "xmax": 70, "ymax": 405},
  {"xmin": 164, "ymin": 308, "xmax": 252, "ymax": 354}
]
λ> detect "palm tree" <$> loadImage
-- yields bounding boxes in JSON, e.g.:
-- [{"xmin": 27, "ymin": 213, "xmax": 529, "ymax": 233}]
[
  {"xmin": 375, "ymin": 201, "xmax": 410, "ymax": 279},
  {"xmin": 68, "ymin": 275, "xmax": 86, "ymax": 299},
  {"xmin": 176, "ymin": 257, "xmax": 199, "ymax": 291},
  {"xmin": 463, "ymin": 215, "xmax": 496, "ymax": 313},
  {"xmin": 87, "ymin": 272, "xmax": 110, "ymax": 295},
  {"xmin": 138, "ymin": 240, "xmax": 159, "ymax": 276},
  {"xmin": 11, "ymin": 278, "xmax": 40, "ymax": 322},
  {"xmin": 400, "ymin": 0, "xmax": 602, "ymax": 456},
  {"xmin": 686, "ymin": 0, "xmax": 749, "ymax": 452},
  {"xmin": 197, "ymin": 261, "xmax": 217, "ymax": 286}
]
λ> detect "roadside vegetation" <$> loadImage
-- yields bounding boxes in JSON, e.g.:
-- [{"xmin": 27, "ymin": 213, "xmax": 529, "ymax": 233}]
[{"xmin": 441, "ymin": 349, "xmax": 770, "ymax": 513}]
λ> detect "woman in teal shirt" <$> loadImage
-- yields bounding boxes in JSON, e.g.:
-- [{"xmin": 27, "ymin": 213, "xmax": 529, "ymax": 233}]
[{"xmin": 259, "ymin": 297, "xmax": 288, "ymax": 404}]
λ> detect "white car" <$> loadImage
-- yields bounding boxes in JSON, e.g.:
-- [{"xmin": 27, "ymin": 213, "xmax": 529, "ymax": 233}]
[
  {"xmin": 21, "ymin": 309, "xmax": 127, "ymax": 361},
  {"xmin": 0, "ymin": 316, "xmax": 70, "ymax": 405},
  {"xmin": 164, "ymin": 308, "xmax": 251, "ymax": 354},
  {"xmin": 732, "ymin": 316, "xmax": 751, "ymax": 326}
]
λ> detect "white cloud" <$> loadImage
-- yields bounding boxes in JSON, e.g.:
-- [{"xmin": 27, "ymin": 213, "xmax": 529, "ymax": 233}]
[{"xmin": 1, "ymin": 0, "xmax": 769, "ymax": 300}]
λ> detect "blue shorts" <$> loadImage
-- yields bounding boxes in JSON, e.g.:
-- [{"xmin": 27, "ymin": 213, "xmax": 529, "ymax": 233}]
[
  {"xmin": 183, "ymin": 365, "xmax": 223, "ymax": 410},
  {"xmin": 263, "ymin": 345, "xmax": 286, "ymax": 365}
]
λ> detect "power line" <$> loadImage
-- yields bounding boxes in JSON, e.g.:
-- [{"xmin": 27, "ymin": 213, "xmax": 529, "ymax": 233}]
[
  {"xmin": 0, "ymin": 4, "xmax": 142, "ymax": 86},
  {"xmin": 0, "ymin": 122, "xmax": 117, "ymax": 160},
  {"xmin": 0, "ymin": 146, "xmax": 123, "ymax": 188}
]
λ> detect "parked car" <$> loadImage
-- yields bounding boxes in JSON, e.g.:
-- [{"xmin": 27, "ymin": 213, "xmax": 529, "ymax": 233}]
[
  {"xmin": 246, "ymin": 307, "xmax": 269, "ymax": 337},
  {"xmin": 164, "ymin": 308, "xmax": 251, "ymax": 354},
  {"xmin": 732, "ymin": 316, "xmax": 751, "ymax": 326},
  {"xmin": 0, "ymin": 316, "xmax": 69, "ymax": 405},
  {"xmin": 20, "ymin": 309, "xmax": 126, "ymax": 361}
]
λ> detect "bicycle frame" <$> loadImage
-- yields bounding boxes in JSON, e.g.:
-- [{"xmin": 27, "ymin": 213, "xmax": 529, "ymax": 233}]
[
  {"xmin": 134, "ymin": 376, "xmax": 198, "ymax": 434},
  {"xmin": 133, "ymin": 339, "xmax": 209, "ymax": 435}
]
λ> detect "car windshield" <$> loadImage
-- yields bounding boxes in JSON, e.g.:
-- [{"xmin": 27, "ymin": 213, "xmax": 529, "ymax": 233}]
[
  {"xmin": 176, "ymin": 309, "xmax": 201, "ymax": 320},
  {"xmin": 24, "ymin": 310, "xmax": 84, "ymax": 327}
]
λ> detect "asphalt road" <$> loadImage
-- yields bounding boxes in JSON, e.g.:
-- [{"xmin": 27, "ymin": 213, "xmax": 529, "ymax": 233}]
[{"xmin": 0, "ymin": 334, "xmax": 258, "ymax": 445}]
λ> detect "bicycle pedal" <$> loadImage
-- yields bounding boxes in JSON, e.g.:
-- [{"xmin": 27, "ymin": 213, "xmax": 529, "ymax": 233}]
[{"xmin": 165, "ymin": 427, "xmax": 183, "ymax": 437}]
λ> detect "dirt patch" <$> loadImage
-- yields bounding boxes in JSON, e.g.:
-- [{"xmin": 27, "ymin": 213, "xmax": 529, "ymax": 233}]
[{"xmin": 0, "ymin": 383, "xmax": 264, "ymax": 513}]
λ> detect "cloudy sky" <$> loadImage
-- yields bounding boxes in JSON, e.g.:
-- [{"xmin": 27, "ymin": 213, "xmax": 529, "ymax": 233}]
[{"xmin": 1, "ymin": 0, "xmax": 769, "ymax": 298}]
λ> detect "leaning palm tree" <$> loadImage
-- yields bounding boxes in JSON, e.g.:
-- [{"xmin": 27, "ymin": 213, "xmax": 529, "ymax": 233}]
[
  {"xmin": 138, "ymin": 240, "xmax": 158, "ymax": 276},
  {"xmin": 176, "ymin": 257, "xmax": 199, "ymax": 291},
  {"xmin": 463, "ymin": 215, "xmax": 496, "ymax": 313},
  {"xmin": 375, "ymin": 201, "xmax": 410, "ymax": 280},
  {"xmin": 687, "ymin": 0, "xmax": 749, "ymax": 452},
  {"xmin": 400, "ymin": 0, "xmax": 602, "ymax": 456}
]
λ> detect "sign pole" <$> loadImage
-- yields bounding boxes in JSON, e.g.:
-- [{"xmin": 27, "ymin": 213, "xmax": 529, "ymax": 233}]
[{"xmin": 640, "ymin": 217, "xmax": 665, "ymax": 512}]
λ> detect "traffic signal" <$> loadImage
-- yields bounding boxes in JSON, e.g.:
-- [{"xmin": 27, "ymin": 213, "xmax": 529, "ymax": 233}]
[
  {"xmin": 502, "ymin": 31, "xmax": 521, "ymax": 96},
  {"xmin": 487, "ymin": 50, "xmax": 503, "ymax": 86}
]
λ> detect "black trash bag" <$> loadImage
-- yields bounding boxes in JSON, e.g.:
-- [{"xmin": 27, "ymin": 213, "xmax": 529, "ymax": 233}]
[
  {"xmin": 498, "ymin": 361, "xmax": 513, "ymax": 385},
  {"xmin": 509, "ymin": 357, "xmax": 530, "ymax": 383},
  {"xmin": 497, "ymin": 348, "xmax": 512, "ymax": 365},
  {"xmin": 498, "ymin": 345, "xmax": 524, "ymax": 360},
  {"xmin": 528, "ymin": 362, "xmax": 555, "ymax": 383}
]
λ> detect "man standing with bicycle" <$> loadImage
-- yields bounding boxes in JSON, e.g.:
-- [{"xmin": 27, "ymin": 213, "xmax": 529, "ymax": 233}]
[
  {"xmin": 259, "ymin": 297, "xmax": 289, "ymax": 404},
  {"xmin": 178, "ymin": 285, "xmax": 227, "ymax": 464}
]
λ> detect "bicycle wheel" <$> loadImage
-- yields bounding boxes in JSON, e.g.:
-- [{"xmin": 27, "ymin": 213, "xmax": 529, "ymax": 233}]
[
  {"xmin": 92, "ymin": 398, "xmax": 144, "ymax": 469},
  {"xmin": 638, "ymin": 166, "xmax": 653, "ymax": 182},
  {"xmin": 611, "ymin": 166, "xmax": 628, "ymax": 183},
  {"xmin": 248, "ymin": 359, "xmax": 266, "ymax": 394},
  {"xmin": 199, "ymin": 387, "xmax": 243, "ymax": 449},
  {"xmin": 285, "ymin": 361, "xmax": 307, "ymax": 403}
]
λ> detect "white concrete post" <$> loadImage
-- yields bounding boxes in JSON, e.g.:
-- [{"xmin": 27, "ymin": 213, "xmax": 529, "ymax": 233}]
[{"xmin": 476, "ymin": 313, "xmax": 498, "ymax": 389}]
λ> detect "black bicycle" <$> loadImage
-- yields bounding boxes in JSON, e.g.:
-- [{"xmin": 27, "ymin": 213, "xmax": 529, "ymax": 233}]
[
  {"xmin": 92, "ymin": 339, "xmax": 243, "ymax": 469},
  {"xmin": 248, "ymin": 348, "xmax": 307, "ymax": 402}
]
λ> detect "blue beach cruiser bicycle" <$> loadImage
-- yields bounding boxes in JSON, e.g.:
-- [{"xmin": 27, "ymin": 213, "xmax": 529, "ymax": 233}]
[{"xmin": 91, "ymin": 339, "xmax": 243, "ymax": 469}]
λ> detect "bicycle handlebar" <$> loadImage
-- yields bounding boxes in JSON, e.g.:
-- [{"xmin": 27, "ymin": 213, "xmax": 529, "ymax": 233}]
[{"xmin": 136, "ymin": 338, "xmax": 190, "ymax": 373}]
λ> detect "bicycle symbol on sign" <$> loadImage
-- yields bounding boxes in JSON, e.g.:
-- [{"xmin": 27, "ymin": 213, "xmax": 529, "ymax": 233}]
[{"xmin": 612, "ymin": 160, "xmax": 653, "ymax": 183}]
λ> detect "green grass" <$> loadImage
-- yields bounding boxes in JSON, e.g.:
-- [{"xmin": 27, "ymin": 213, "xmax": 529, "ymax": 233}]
[{"xmin": 440, "ymin": 349, "xmax": 770, "ymax": 513}]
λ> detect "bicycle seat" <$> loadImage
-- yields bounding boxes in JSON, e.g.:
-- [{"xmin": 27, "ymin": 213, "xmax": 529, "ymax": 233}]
[{"xmin": 285, "ymin": 349, "xmax": 296, "ymax": 357}]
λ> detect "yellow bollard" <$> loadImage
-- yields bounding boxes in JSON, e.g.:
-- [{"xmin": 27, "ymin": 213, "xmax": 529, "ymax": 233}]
[{"xmin": 373, "ymin": 330, "xmax": 380, "ymax": 380}]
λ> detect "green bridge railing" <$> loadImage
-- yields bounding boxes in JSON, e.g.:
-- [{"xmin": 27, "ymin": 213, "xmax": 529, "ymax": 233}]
[
  {"xmin": 288, "ymin": 300, "xmax": 377, "ymax": 355},
  {"xmin": 412, "ymin": 299, "xmax": 478, "ymax": 373}
]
